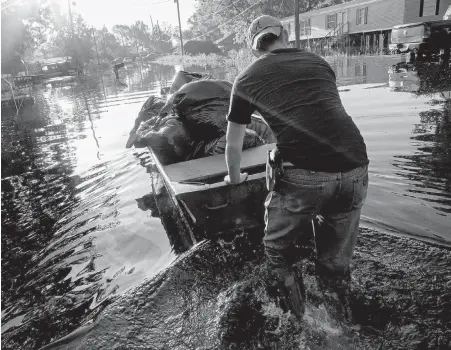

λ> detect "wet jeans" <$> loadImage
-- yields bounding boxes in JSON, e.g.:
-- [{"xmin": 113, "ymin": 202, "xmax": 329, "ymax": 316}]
[{"xmin": 264, "ymin": 165, "xmax": 368, "ymax": 275}]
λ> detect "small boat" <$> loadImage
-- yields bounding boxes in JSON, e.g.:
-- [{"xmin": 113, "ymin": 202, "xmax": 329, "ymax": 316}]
[
  {"xmin": 43, "ymin": 75, "xmax": 77, "ymax": 85},
  {"xmin": 148, "ymin": 115, "xmax": 275, "ymax": 242},
  {"xmin": 37, "ymin": 57, "xmax": 80, "ymax": 80},
  {"xmin": 13, "ymin": 75, "xmax": 45, "ymax": 87}
]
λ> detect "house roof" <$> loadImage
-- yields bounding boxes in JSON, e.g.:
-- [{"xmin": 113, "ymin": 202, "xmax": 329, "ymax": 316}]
[
  {"xmin": 40, "ymin": 56, "xmax": 72, "ymax": 65},
  {"xmin": 215, "ymin": 33, "xmax": 236, "ymax": 45},
  {"xmin": 281, "ymin": 0, "xmax": 386, "ymax": 22}
]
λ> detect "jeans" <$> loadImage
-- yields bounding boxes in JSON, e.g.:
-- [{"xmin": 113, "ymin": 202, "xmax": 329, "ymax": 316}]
[{"xmin": 264, "ymin": 165, "xmax": 368, "ymax": 275}]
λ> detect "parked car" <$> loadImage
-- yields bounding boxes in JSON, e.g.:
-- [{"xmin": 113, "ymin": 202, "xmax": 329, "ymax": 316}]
[
  {"xmin": 444, "ymin": 5, "xmax": 451, "ymax": 20},
  {"xmin": 391, "ymin": 6, "xmax": 451, "ymax": 62},
  {"xmin": 391, "ymin": 20, "xmax": 450, "ymax": 54}
]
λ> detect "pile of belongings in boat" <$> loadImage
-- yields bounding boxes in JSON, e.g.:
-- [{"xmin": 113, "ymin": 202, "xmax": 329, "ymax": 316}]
[{"xmin": 126, "ymin": 71, "xmax": 276, "ymax": 165}]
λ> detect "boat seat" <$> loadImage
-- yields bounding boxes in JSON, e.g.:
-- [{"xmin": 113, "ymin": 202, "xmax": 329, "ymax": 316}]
[{"xmin": 163, "ymin": 143, "xmax": 276, "ymax": 183}]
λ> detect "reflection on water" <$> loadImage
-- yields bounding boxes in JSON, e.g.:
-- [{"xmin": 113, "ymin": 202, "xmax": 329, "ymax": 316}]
[
  {"xmin": 1, "ymin": 64, "xmax": 178, "ymax": 349},
  {"xmin": 395, "ymin": 105, "xmax": 451, "ymax": 214},
  {"xmin": 389, "ymin": 61, "xmax": 451, "ymax": 217},
  {"xmin": 351, "ymin": 60, "xmax": 451, "ymax": 243},
  {"xmin": 329, "ymin": 55, "xmax": 400, "ymax": 86},
  {"xmin": 1, "ymin": 56, "xmax": 451, "ymax": 349}
]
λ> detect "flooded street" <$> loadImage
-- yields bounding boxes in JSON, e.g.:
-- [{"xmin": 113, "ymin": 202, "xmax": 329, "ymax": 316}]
[
  {"xmin": 1, "ymin": 56, "xmax": 451, "ymax": 349},
  {"xmin": 1, "ymin": 65, "xmax": 178, "ymax": 347}
]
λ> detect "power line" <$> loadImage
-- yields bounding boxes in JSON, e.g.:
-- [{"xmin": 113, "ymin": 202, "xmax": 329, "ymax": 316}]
[
  {"xmin": 1, "ymin": 0, "xmax": 27, "ymax": 11},
  {"xmin": 277, "ymin": 0, "xmax": 285, "ymax": 17},
  {"xmin": 175, "ymin": 0, "xmax": 184, "ymax": 55},
  {"xmin": 149, "ymin": 0, "xmax": 172, "ymax": 4},
  {"xmin": 209, "ymin": 0, "xmax": 244, "ymax": 17},
  {"xmin": 191, "ymin": 0, "xmax": 265, "ymax": 41}
]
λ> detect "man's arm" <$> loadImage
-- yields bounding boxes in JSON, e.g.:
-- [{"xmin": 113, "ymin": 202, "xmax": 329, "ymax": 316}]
[
  {"xmin": 225, "ymin": 121, "xmax": 247, "ymax": 184},
  {"xmin": 225, "ymin": 77, "xmax": 255, "ymax": 184}
]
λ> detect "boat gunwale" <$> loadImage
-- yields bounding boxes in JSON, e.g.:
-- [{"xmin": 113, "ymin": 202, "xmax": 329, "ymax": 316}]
[{"xmin": 148, "ymin": 146, "xmax": 198, "ymax": 244}]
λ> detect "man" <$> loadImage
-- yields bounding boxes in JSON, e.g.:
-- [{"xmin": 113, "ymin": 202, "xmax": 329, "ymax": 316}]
[
  {"xmin": 113, "ymin": 62, "xmax": 125, "ymax": 80},
  {"xmin": 224, "ymin": 15, "xmax": 369, "ymax": 320}
]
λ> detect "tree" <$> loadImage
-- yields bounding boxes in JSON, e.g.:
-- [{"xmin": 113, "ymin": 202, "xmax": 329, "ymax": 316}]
[
  {"xmin": 128, "ymin": 20, "xmax": 151, "ymax": 54},
  {"xmin": 112, "ymin": 24, "xmax": 131, "ymax": 47},
  {"xmin": 1, "ymin": 0, "xmax": 52, "ymax": 73},
  {"xmin": 187, "ymin": 0, "xmax": 332, "ymax": 45},
  {"xmin": 147, "ymin": 22, "xmax": 173, "ymax": 54},
  {"xmin": 45, "ymin": 13, "xmax": 94, "ymax": 66},
  {"xmin": 181, "ymin": 29, "xmax": 196, "ymax": 41},
  {"xmin": 95, "ymin": 26, "xmax": 122, "ymax": 60}
]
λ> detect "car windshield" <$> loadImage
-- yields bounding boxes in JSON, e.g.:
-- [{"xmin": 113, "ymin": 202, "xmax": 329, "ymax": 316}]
[
  {"xmin": 444, "ymin": 5, "xmax": 451, "ymax": 19},
  {"xmin": 391, "ymin": 24, "xmax": 424, "ymax": 44}
]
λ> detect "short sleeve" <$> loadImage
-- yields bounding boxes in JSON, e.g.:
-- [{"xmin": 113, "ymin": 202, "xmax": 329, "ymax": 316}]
[{"xmin": 226, "ymin": 78, "xmax": 255, "ymax": 125}]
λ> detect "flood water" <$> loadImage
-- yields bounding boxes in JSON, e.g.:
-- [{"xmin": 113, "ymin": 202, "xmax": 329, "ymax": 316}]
[{"xmin": 1, "ymin": 55, "xmax": 450, "ymax": 349}]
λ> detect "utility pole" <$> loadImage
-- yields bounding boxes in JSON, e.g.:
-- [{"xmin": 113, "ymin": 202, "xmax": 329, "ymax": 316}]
[
  {"xmin": 149, "ymin": 14, "xmax": 155, "ymax": 35},
  {"xmin": 92, "ymin": 29, "xmax": 101, "ymax": 65},
  {"xmin": 149, "ymin": 14, "xmax": 155, "ymax": 54},
  {"xmin": 156, "ymin": 20, "xmax": 162, "ymax": 53},
  {"xmin": 101, "ymin": 28, "xmax": 107, "ymax": 56},
  {"xmin": 294, "ymin": 0, "xmax": 300, "ymax": 49},
  {"xmin": 68, "ymin": 0, "xmax": 75, "ymax": 38},
  {"xmin": 67, "ymin": 0, "xmax": 78, "ymax": 72},
  {"xmin": 156, "ymin": 21, "xmax": 162, "ymax": 41},
  {"xmin": 175, "ymin": 0, "xmax": 184, "ymax": 56}
]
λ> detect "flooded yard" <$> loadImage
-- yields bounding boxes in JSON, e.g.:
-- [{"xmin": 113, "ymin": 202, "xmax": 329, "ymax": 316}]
[{"xmin": 1, "ymin": 55, "xmax": 450, "ymax": 349}]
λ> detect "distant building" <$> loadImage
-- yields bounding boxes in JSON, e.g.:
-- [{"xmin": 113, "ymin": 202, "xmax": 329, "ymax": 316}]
[
  {"xmin": 404, "ymin": 0, "xmax": 451, "ymax": 23},
  {"xmin": 215, "ymin": 33, "xmax": 242, "ymax": 52},
  {"xmin": 38, "ymin": 56, "xmax": 73, "ymax": 65},
  {"xmin": 281, "ymin": 0, "xmax": 451, "ymax": 53},
  {"xmin": 183, "ymin": 40, "xmax": 223, "ymax": 55}
]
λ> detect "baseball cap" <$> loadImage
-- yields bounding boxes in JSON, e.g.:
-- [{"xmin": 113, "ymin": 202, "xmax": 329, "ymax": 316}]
[{"xmin": 248, "ymin": 15, "xmax": 284, "ymax": 50}]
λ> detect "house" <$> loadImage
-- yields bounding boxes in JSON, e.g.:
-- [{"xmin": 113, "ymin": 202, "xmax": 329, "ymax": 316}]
[
  {"xmin": 280, "ymin": 0, "xmax": 451, "ymax": 53},
  {"xmin": 404, "ymin": 0, "xmax": 451, "ymax": 23},
  {"xmin": 183, "ymin": 40, "xmax": 223, "ymax": 55},
  {"xmin": 215, "ymin": 33, "xmax": 241, "ymax": 52}
]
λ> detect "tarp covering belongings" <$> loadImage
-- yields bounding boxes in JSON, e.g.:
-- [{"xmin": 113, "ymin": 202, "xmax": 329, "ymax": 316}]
[
  {"xmin": 126, "ymin": 71, "xmax": 275, "ymax": 165},
  {"xmin": 172, "ymin": 80, "xmax": 232, "ymax": 141},
  {"xmin": 169, "ymin": 70, "xmax": 214, "ymax": 94}
]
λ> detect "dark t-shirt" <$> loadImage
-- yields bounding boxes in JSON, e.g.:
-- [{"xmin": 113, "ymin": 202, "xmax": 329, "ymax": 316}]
[{"xmin": 227, "ymin": 48, "xmax": 369, "ymax": 172}]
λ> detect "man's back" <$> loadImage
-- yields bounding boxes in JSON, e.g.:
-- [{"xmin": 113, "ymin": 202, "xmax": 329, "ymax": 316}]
[{"xmin": 228, "ymin": 48, "xmax": 368, "ymax": 172}]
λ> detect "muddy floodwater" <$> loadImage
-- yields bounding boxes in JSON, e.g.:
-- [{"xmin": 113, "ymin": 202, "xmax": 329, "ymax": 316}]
[{"xmin": 1, "ymin": 56, "xmax": 450, "ymax": 350}]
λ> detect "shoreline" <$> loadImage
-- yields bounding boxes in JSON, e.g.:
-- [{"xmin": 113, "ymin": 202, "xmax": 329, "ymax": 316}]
[
  {"xmin": 153, "ymin": 51, "xmax": 402, "ymax": 70},
  {"xmin": 35, "ymin": 225, "xmax": 451, "ymax": 350},
  {"xmin": 360, "ymin": 220, "xmax": 451, "ymax": 249}
]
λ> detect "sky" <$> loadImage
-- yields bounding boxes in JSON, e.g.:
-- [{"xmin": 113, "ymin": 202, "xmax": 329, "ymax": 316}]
[{"xmin": 65, "ymin": 0, "xmax": 197, "ymax": 29}]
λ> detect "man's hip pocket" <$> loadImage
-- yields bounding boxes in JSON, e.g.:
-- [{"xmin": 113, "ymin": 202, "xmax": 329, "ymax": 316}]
[{"xmin": 279, "ymin": 180, "xmax": 324, "ymax": 215}]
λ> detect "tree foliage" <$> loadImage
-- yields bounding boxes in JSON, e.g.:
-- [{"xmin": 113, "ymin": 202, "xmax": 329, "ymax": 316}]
[
  {"xmin": 93, "ymin": 27, "xmax": 123, "ymax": 61},
  {"xmin": 1, "ymin": 0, "xmax": 179, "ymax": 71},
  {"xmin": 2, "ymin": 0, "xmax": 343, "ymax": 71},
  {"xmin": 42, "ymin": 13, "xmax": 94, "ymax": 65},
  {"xmin": 111, "ymin": 21, "xmax": 173, "ymax": 55},
  {"xmin": 129, "ymin": 21, "xmax": 151, "ymax": 53},
  {"xmin": 1, "ymin": 0, "xmax": 51, "ymax": 72},
  {"xmin": 187, "ymin": 0, "xmax": 339, "ymax": 45},
  {"xmin": 112, "ymin": 24, "xmax": 131, "ymax": 47}
]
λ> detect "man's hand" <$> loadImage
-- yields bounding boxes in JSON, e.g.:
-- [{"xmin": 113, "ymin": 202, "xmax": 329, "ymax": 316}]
[{"xmin": 224, "ymin": 172, "xmax": 248, "ymax": 185}]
